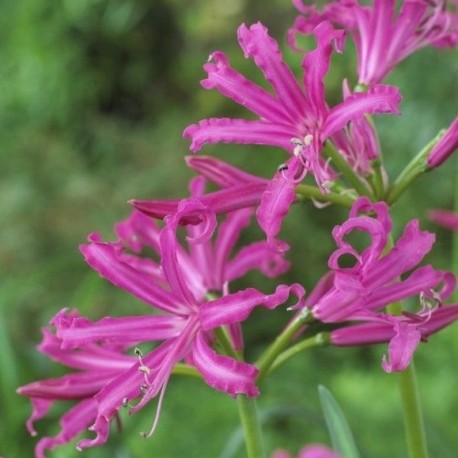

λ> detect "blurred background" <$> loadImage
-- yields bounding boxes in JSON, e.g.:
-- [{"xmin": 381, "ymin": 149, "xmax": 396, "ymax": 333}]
[{"xmin": 1, "ymin": 0, "xmax": 457, "ymax": 457}]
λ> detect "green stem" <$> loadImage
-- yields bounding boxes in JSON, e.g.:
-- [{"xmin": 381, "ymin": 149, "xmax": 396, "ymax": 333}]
[
  {"xmin": 295, "ymin": 183, "xmax": 355, "ymax": 207},
  {"xmin": 323, "ymin": 141, "xmax": 373, "ymax": 198},
  {"xmin": 256, "ymin": 309, "xmax": 313, "ymax": 384},
  {"xmin": 237, "ymin": 395, "xmax": 266, "ymax": 458},
  {"xmin": 397, "ymin": 361, "xmax": 428, "ymax": 458},
  {"xmin": 387, "ymin": 302, "xmax": 428, "ymax": 458},
  {"xmin": 386, "ymin": 130, "xmax": 445, "ymax": 205},
  {"xmin": 267, "ymin": 332, "xmax": 328, "ymax": 376}
]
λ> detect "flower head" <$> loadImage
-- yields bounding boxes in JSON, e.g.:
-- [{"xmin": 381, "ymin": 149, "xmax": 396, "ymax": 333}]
[
  {"xmin": 302, "ymin": 197, "xmax": 455, "ymax": 371},
  {"xmin": 184, "ymin": 21, "xmax": 401, "ymax": 245},
  {"xmin": 290, "ymin": 0, "xmax": 458, "ymax": 86},
  {"xmin": 18, "ymin": 199, "xmax": 304, "ymax": 455}
]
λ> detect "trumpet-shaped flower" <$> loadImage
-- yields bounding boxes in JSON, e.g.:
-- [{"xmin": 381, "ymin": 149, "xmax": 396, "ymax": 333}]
[
  {"xmin": 289, "ymin": 0, "xmax": 458, "ymax": 86},
  {"xmin": 184, "ymin": 21, "xmax": 401, "ymax": 245},
  {"xmin": 302, "ymin": 197, "xmax": 455, "ymax": 371},
  {"xmin": 19, "ymin": 198, "xmax": 304, "ymax": 455}
]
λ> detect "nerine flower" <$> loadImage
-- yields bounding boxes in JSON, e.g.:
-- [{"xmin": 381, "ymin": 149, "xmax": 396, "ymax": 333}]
[
  {"xmin": 19, "ymin": 198, "xmax": 304, "ymax": 455},
  {"xmin": 302, "ymin": 197, "xmax": 455, "ymax": 371},
  {"xmin": 132, "ymin": 156, "xmax": 269, "ymax": 223},
  {"xmin": 289, "ymin": 0, "xmax": 458, "ymax": 86},
  {"xmin": 330, "ymin": 303, "xmax": 458, "ymax": 371},
  {"xmin": 184, "ymin": 21, "xmax": 401, "ymax": 246},
  {"xmin": 17, "ymin": 323, "xmax": 136, "ymax": 458}
]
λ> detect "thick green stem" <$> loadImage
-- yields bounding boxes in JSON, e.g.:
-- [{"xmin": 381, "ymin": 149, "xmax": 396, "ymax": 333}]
[
  {"xmin": 387, "ymin": 302, "xmax": 428, "ymax": 458},
  {"xmin": 256, "ymin": 309, "xmax": 313, "ymax": 384},
  {"xmin": 295, "ymin": 183, "xmax": 355, "ymax": 207},
  {"xmin": 397, "ymin": 361, "xmax": 428, "ymax": 458},
  {"xmin": 323, "ymin": 141, "xmax": 373, "ymax": 198},
  {"xmin": 237, "ymin": 395, "xmax": 266, "ymax": 458}
]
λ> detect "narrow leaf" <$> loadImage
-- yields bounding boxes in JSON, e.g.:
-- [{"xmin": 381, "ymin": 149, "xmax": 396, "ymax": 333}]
[{"xmin": 318, "ymin": 385, "xmax": 360, "ymax": 458}]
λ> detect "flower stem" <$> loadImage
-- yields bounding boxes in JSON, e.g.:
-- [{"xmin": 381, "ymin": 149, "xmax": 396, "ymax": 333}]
[
  {"xmin": 387, "ymin": 301, "xmax": 428, "ymax": 458},
  {"xmin": 397, "ymin": 361, "xmax": 428, "ymax": 458},
  {"xmin": 237, "ymin": 395, "xmax": 266, "ymax": 458},
  {"xmin": 256, "ymin": 309, "xmax": 313, "ymax": 384},
  {"xmin": 386, "ymin": 130, "xmax": 444, "ymax": 205},
  {"xmin": 295, "ymin": 183, "xmax": 355, "ymax": 207},
  {"xmin": 323, "ymin": 140, "xmax": 374, "ymax": 198},
  {"xmin": 267, "ymin": 332, "xmax": 328, "ymax": 376}
]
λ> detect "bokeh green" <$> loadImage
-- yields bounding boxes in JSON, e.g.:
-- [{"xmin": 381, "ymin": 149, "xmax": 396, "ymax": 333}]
[{"xmin": 1, "ymin": 0, "xmax": 457, "ymax": 457}]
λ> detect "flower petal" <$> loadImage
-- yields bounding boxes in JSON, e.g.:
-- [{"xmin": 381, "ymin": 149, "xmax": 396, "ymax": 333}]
[
  {"xmin": 199, "ymin": 283, "xmax": 305, "ymax": 330},
  {"xmin": 36, "ymin": 399, "xmax": 97, "ymax": 458},
  {"xmin": 382, "ymin": 321, "xmax": 421, "ymax": 372},
  {"xmin": 183, "ymin": 118, "xmax": 295, "ymax": 153},
  {"xmin": 322, "ymin": 85, "xmax": 402, "ymax": 138},
  {"xmin": 185, "ymin": 155, "xmax": 268, "ymax": 188},
  {"xmin": 131, "ymin": 183, "xmax": 267, "ymax": 221},
  {"xmin": 80, "ymin": 234, "xmax": 186, "ymax": 315},
  {"xmin": 237, "ymin": 22, "xmax": 308, "ymax": 122},
  {"xmin": 256, "ymin": 157, "xmax": 302, "ymax": 250},
  {"xmin": 202, "ymin": 50, "xmax": 292, "ymax": 123},
  {"xmin": 192, "ymin": 331, "xmax": 259, "ymax": 397}
]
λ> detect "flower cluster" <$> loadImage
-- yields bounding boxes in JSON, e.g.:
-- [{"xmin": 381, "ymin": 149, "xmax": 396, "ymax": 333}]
[{"xmin": 18, "ymin": 0, "xmax": 458, "ymax": 456}]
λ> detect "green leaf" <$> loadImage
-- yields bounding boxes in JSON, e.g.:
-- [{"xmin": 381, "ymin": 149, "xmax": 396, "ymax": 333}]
[{"xmin": 318, "ymin": 385, "xmax": 360, "ymax": 458}]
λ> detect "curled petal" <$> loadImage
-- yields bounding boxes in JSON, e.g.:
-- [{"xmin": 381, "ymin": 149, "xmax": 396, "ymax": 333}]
[
  {"xmin": 202, "ymin": 51, "xmax": 292, "ymax": 124},
  {"xmin": 226, "ymin": 240, "xmax": 290, "ymax": 282},
  {"xmin": 192, "ymin": 332, "xmax": 259, "ymax": 397},
  {"xmin": 237, "ymin": 22, "xmax": 308, "ymax": 122},
  {"xmin": 132, "ymin": 183, "xmax": 267, "ymax": 222},
  {"xmin": 382, "ymin": 321, "xmax": 421, "ymax": 372},
  {"xmin": 322, "ymin": 85, "xmax": 402, "ymax": 138},
  {"xmin": 200, "ymin": 283, "xmax": 306, "ymax": 330},
  {"xmin": 183, "ymin": 118, "xmax": 295, "ymax": 153},
  {"xmin": 36, "ymin": 399, "xmax": 97, "ymax": 458}
]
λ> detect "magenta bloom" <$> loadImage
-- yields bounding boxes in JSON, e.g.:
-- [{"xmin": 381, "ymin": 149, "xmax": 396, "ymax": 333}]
[
  {"xmin": 184, "ymin": 21, "xmax": 401, "ymax": 245},
  {"xmin": 132, "ymin": 156, "xmax": 269, "ymax": 223},
  {"xmin": 330, "ymin": 304, "xmax": 458, "ymax": 371},
  {"xmin": 17, "ymin": 322, "xmax": 136, "ymax": 458},
  {"xmin": 19, "ymin": 198, "xmax": 304, "ymax": 455},
  {"xmin": 290, "ymin": 0, "xmax": 458, "ymax": 86},
  {"xmin": 428, "ymin": 208, "xmax": 458, "ymax": 231},
  {"xmin": 272, "ymin": 444, "xmax": 342, "ymax": 458},
  {"xmin": 427, "ymin": 115, "xmax": 458, "ymax": 168},
  {"xmin": 303, "ymin": 197, "xmax": 455, "ymax": 371}
]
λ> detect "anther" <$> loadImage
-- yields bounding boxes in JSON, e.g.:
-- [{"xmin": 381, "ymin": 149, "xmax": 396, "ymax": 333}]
[{"xmin": 277, "ymin": 163, "xmax": 288, "ymax": 172}]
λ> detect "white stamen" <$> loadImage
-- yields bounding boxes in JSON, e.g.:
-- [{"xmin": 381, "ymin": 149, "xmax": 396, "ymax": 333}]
[{"xmin": 139, "ymin": 382, "xmax": 168, "ymax": 439}]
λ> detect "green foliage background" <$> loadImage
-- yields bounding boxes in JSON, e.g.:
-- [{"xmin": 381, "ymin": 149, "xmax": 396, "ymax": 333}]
[{"xmin": 1, "ymin": 0, "xmax": 457, "ymax": 457}]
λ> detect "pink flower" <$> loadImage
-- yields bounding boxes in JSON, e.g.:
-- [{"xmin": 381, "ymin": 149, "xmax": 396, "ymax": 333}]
[
  {"xmin": 18, "ymin": 199, "xmax": 304, "ymax": 455},
  {"xmin": 302, "ymin": 197, "xmax": 455, "ymax": 371},
  {"xmin": 17, "ymin": 323, "xmax": 136, "ymax": 458},
  {"xmin": 428, "ymin": 208, "xmax": 458, "ymax": 231},
  {"xmin": 330, "ymin": 303, "xmax": 458, "ymax": 371},
  {"xmin": 184, "ymin": 21, "xmax": 401, "ymax": 245},
  {"xmin": 290, "ymin": 0, "xmax": 458, "ymax": 86},
  {"xmin": 131, "ymin": 156, "xmax": 269, "ymax": 222},
  {"xmin": 427, "ymin": 116, "xmax": 458, "ymax": 168},
  {"xmin": 272, "ymin": 444, "xmax": 342, "ymax": 458}
]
